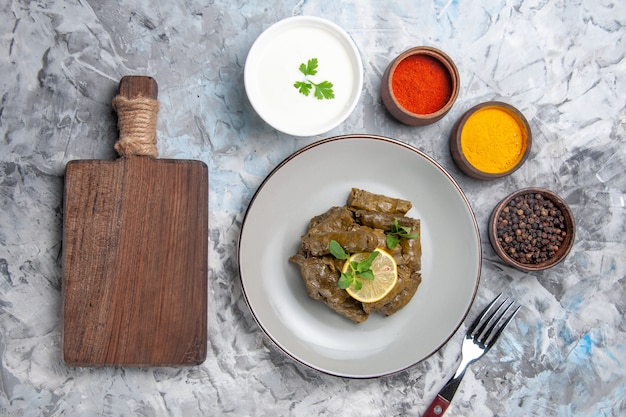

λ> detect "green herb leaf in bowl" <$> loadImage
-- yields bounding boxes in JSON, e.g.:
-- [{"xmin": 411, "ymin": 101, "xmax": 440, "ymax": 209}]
[{"xmin": 293, "ymin": 58, "xmax": 335, "ymax": 100}]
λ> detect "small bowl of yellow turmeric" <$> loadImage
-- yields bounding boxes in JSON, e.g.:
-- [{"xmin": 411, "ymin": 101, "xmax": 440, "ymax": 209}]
[{"xmin": 450, "ymin": 101, "xmax": 532, "ymax": 179}]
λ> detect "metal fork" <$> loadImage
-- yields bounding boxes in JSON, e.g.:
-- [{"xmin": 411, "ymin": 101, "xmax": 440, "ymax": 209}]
[{"xmin": 423, "ymin": 294, "xmax": 520, "ymax": 417}]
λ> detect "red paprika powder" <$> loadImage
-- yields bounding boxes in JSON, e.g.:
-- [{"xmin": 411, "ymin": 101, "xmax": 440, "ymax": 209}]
[{"xmin": 391, "ymin": 54, "xmax": 452, "ymax": 115}]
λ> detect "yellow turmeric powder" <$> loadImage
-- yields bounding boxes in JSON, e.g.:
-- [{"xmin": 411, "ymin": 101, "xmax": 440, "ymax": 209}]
[{"xmin": 460, "ymin": 106, "xmax": 528, "ymax": 174}]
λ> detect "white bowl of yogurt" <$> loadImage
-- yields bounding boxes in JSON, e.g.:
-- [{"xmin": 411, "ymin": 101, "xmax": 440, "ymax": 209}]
[{"xmin": 244, "ymin": 16, "xmax": 363, "ymax": 137}]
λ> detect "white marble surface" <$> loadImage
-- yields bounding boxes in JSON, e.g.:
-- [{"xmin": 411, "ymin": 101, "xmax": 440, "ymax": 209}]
[{"xmin": 1, "ymin": 0, "xmax": 625, "ymax": 416}]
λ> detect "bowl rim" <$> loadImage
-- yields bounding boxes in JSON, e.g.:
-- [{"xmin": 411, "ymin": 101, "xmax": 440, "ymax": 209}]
[
  {"xmin": 450, "ymin": 101, "xmax": 532, "ymax": 179},
  {"xmin": 385, "ymin": 46, "xmax": 460, "ymax": 120},
  {"xmin": 488, "ymin": 187, "xmax": 575, "ymax": 271}
]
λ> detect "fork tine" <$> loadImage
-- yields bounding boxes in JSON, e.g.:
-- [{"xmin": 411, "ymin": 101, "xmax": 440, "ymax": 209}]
[
  {"xmin": 482, "ymin": 303, "xmax": 520, "ymax": 348},
  {"xmin": 469, "ymin": 294, "xmax": 520, "ymax": 350},
  {"xmin": 478, "ymin": 298, "xmax": 514, "ymax": 341},
  {"xmin": 467, "ymin": 293, "xmax": 503, "ymax": 336}
]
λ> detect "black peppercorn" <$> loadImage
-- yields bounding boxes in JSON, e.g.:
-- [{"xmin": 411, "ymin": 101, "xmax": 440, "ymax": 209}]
[{"xmin": 495, "ymin": 192, "xmax": 567, "ymax": 265}]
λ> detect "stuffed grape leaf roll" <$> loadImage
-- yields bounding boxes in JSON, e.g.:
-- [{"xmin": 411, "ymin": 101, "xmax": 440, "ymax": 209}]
[
  {"xmin": 347, "ymin": 188, "xmax": 412, "ymax": 214},
  {"xmin": 300, "ymin": 226, "xmax": 386, "ymax": 257}
]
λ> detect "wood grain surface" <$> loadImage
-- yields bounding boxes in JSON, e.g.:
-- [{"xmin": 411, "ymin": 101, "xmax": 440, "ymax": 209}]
[{"xmin": 62, "ymin": 76, "xmax": 208, "ymax": 366}]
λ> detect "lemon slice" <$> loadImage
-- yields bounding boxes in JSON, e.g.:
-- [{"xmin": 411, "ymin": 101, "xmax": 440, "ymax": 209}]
[{"xmin": 342, "ymin": 248, "xmax": 398, "ymax": 303}]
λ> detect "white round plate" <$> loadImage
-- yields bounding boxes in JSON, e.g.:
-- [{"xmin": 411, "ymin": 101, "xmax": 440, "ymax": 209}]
[
  {"xmin": 244, "ymin": 16, "xmax": 363, "ymax": 137},
  {"xmin": 238, "ymin": 135, "xmax": 481, "ymax": 378}
]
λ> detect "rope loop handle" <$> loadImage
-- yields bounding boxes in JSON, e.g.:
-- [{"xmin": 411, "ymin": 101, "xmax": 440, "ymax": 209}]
[{"xmin": 112, "ymin": 95, "xmax": 160, "ymax": 157}]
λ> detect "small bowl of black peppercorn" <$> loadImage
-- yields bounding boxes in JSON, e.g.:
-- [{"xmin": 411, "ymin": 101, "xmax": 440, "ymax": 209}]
[{"xmin": 488, "ymin": 188, "xmax": 575, "ymax": 272}]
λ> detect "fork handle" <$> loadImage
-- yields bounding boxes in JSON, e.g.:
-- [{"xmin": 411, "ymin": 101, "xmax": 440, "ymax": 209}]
[
  {"xmin": 423, "ymin": 394, "xmax": 451, "ymax": 417},
  {"xmin": 423, "ymin": 371, "xmax": 464, "ymax": 416}
]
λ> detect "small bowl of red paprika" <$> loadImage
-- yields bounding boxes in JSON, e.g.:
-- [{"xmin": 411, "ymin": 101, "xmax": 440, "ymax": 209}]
[{"xmin": 381, "ymin": 46, "xmax": 460, "ymax": 126}]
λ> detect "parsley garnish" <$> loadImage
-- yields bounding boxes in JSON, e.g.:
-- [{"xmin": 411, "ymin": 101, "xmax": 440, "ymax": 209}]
[
  {"xmin": 329, "ymin": 240, "xmax": 378, "ymax": 290},
  {"xmin": 293, "ymin": 58, "xmax": 335, "ymax": 100},
  {"xmin": 386, "ymin": 219, "xmax": 419, "ymax": 249}
]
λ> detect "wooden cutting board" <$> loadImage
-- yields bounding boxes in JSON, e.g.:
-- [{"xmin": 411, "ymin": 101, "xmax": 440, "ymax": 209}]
[{"xmin": 62, "ymin": 76, "xmax": 208, "ymax": 366}]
